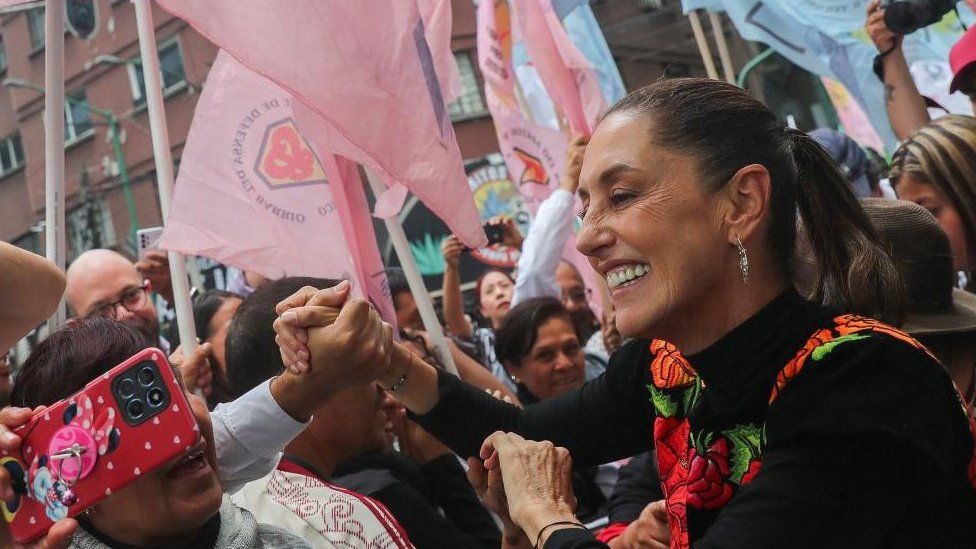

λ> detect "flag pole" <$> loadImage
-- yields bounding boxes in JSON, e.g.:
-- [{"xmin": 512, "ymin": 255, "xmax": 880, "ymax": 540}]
[
  {"xmin": 707, "ymin": 11, "xmax": 736, "ymax": 84},
  {"xmin": 363, "ymin": 168, "xmax": 459, "ymax": 376},
  {"xmin": 44, "ymin": 0, "xmax": 67, "ymax": 332},
  {"xmin": 133, "ymin": 0, "xmax": 198, "ymax": 358},
  {"xmin": 688, "ymin": 10, "xmax": 720, "ymax": 80}
]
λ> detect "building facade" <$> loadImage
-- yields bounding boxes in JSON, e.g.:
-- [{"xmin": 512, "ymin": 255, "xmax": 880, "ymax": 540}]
[{"xmin": 0, "ymin": 0, "xmax": 834, "ymax": 258}]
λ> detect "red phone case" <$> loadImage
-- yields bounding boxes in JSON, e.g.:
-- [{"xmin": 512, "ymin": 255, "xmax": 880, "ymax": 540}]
[{"xmin": 1, "ymin": 348, "xmax": 201, "ymax": 543}]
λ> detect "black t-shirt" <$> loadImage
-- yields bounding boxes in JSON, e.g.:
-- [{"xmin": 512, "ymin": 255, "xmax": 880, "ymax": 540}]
[{"xmin": 414, "ymin": 291, "xmax": 976, "ymax": 548}]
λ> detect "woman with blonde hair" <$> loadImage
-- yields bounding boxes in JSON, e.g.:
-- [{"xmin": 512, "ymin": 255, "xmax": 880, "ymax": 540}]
[{"xmin": 890, "ymin": 114, "xmax": 976, "ymax": 290}]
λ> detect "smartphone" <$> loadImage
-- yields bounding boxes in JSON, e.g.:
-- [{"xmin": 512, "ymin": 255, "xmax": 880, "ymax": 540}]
[
  {"xmin": 484, "ymin": 223, "xmax": 505, "ymax": 246},
  {"xmin": 1, "ymin": 348, "xmax": 200, "ymax": 543},
  {"xmin": 136, "ymin": 226, "xmax": 164, "ymax": 260}
]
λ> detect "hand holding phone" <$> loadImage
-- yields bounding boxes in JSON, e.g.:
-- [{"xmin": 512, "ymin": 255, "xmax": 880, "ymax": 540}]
[
  {"xmin": 136, "ymin": 227, "xmax": 164, "ymax": 261},
  {"xmin": 1, "ymin": 349, "xmax": 200, "ymax": 544}
]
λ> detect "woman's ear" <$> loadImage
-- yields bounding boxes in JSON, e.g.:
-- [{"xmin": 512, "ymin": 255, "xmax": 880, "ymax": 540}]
[{"xmin": 722, "ymin": 164, "xmax": 772, "ymax": 244}]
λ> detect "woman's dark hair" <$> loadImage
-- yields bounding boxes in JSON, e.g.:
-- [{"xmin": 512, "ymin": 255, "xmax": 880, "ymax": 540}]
[
  {"xmin": 194, "ymin": 290, "xmax": 243, "ymax": 342},
  {"xmin": 190, "ymin": 290, "xmax": 242, "ymax": 408},
  {"xmin": 605, "ymin": 78, "xmax": 903, "ymax": 320},
  {"xmin": 495, "ymin": 297, "xmax": 581, "ymax": 368},
  {"xmin": 224, "ymin": 276, "xmax": 340, "ymax": 400},
  {"xmin": 12, "ymin": 318, "xmax": 155, "ymax": 408}
]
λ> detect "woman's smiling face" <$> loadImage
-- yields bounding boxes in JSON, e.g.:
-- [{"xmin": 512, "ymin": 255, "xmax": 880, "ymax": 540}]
[{"xmin": 575, "ymin": 111, "xmax": 730, "ymax": 341}]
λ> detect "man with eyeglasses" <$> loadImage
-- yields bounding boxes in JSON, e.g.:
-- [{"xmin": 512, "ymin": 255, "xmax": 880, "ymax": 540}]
[{"xmin": 63, "ymin": 249, "xmax": 377, "ymax": 494}]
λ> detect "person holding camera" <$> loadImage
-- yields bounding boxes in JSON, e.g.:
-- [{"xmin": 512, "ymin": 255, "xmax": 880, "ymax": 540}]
[{"xmin": 867, "ymin": 0, "xmax": 976, "ymax": 141}]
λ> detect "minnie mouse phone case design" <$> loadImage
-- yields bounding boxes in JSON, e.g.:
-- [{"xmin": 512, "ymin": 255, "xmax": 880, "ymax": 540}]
[{"xmin": 1, "ymin": 348, "xmax": 201, "ymax": 543}]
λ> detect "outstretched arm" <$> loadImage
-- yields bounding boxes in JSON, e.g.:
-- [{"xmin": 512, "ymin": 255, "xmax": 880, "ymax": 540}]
[{"xmin": 0, "ymin": 243, "xmax": 65, "ymax": 351}]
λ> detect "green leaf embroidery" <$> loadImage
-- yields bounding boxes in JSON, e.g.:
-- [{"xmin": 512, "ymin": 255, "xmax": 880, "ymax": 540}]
[
  {"xmin": 811, "ymin": 333, "xmax": 870, "ymax": 361},
  {"xmin": 681, "ymin": 378, "xmax": 703, "ymax": 415},
  {"xmin": 649, "ymin": 385, "xmax": 677, "ymax": 418},
  {"xmin": 725, "ymin": 423, "xmax": 763, "ymax": 484}
]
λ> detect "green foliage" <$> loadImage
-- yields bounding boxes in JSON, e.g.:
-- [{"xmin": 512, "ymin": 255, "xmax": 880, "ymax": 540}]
[
  {"xmin": 649, "ymin": 385, "xmax": 677, "ymax": 418},
  {"xmin": 811, "ymin": 333, "xmax": 869, "ymax": 361},
  {"xmin": 725, "ymin": 423, "xmax": 763, "ymax": 483},
  {"xmin": 409, "ymin": 233, "xmax": 447, "ymax": 276}
]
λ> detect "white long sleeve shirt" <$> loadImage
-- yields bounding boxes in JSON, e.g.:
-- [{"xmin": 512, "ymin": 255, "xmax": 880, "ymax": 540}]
[
  {"xmin": 512, "ymin": 189, "xmax": 576, "ymax": 306},
  {"xmin": 211, "ymin": 379, "xmax": 308, "ymax": 494}
]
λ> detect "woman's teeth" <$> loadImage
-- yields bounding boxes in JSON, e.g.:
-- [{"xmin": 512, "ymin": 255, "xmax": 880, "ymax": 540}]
[{"xmin": 606, "ymin": 264, "xmax": 650, "ymax": 289}]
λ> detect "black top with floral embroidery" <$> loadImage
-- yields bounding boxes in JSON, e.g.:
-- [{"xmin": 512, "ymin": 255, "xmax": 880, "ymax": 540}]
[{"xmin": 414, "ymin": 291, "xmax": 976, "ymax": 548}]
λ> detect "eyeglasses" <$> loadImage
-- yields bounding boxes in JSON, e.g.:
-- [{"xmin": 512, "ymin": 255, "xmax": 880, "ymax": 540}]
[{"xmin": 86, "ymin": 283, "xmax": 151, "ymax": 320}]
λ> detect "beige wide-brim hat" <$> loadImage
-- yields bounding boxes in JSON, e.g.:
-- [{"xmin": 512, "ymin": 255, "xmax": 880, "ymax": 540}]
[{"xmin": 862, "ymin": 198, "xmax": 976, "ymax": 337}]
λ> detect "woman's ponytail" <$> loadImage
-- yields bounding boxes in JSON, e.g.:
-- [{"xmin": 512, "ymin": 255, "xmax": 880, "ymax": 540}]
[{"xmin": 787, "ymin": 128, "xmax": 905, "ymax": 322}]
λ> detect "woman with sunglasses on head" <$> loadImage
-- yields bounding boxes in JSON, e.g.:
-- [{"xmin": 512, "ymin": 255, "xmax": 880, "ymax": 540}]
[{"xmin": 278, "ymin": 78, "xmax": 976, "ymax": 548}]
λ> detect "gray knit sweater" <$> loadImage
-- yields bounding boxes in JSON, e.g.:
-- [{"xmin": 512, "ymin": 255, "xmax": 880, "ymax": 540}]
[{"xmin": 69, "ymin": 496, "xmax": 310, "ymax": 549}]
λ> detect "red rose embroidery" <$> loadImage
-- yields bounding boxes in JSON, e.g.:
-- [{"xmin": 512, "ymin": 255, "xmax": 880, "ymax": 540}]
[
  {"xmin": 740, "ymin": 459, "xmax": 762, "ymax": 486},
  {"xmin": 654, "ymin": 417, "xmax": 691, "ymax": 549},
  {"xmin": 687, "ymin": 438, "xmax": 734, "ymax": 509},
  {"xmin": 654, "ymin": 417, "xmax": 688, "ymax": 482}
]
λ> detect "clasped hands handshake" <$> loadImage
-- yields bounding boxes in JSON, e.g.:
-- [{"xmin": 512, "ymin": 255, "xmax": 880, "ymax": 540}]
[{"xmin": 270, "ymin": 281, "xmax": 590, "ymax": 548}]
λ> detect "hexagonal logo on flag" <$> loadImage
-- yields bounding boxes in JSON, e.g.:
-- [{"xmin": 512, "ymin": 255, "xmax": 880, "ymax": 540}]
[{"xmin": 254, "ymin": 117, "xmax": 328, "ymax": 190}]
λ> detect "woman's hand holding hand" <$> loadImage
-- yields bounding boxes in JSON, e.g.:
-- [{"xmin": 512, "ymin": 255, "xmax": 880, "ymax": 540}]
[
  {"xmin": 479, "ymin": 432, "xmax": 580, "ymax": 547},
  {"xmin": 270, "ymin": 281, "xmax": 398, "ymax": 419},
  {"xmin": 0, "ymin": 407, "xmax": 78, "ymax": 549}
]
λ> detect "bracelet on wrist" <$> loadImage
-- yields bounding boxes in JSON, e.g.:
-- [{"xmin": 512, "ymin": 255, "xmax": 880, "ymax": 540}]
[
  {"xmin": 534, "ymin": 520, "xmax": 585, "ymax": 549},
  {"xmin": 385, "ymin": 352, "xmax": 413, "ymax": 392}
]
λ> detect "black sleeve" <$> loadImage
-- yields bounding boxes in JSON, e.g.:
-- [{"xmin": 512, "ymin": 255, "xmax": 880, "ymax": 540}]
[
  {"xmin": 371, "ymin": 480, "xmax": 499, "ymax": 549},
  {"xmin": 606, "ymin": 452, "xmax": 662, "ymax": 524},
  {"xmin": 419, "ymin": 454, "xmax": 501, "ymax": 548},
  {"xmin": 544, "ymin": 527, "xmax": 609, "ymax": 549},
  {"xmin": 697, "ymin": 336, "xmax": 976, "ymax": 549},
  {"xmin": 412, "ymin": 339, "xmax": 656, "ymax": 466}
]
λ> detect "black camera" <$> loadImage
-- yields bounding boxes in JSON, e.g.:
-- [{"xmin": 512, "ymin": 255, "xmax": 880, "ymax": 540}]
[{"xmin": 882, "ymin": 0, "xmax": 957, "ymax": 35}]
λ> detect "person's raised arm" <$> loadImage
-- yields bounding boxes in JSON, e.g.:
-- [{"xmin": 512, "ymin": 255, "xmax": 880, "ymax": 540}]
[
  {"xmin": 441, "ymin": 235, "xmax": 473, "ymax": 339},
  {"xmin": 513, "ymin": 135, "xmax": 588, "ymax": 306},
  {"xmin": 0, "ymin": 242, "xmax": 65, "ymax": 351},
  {"xmin": 866, "ymin": 0, "xmax": 930, "ymax": 141}
]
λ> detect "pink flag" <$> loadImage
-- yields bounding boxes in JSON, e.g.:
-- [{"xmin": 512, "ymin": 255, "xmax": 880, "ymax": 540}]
[
  {"xmin": 514, "ymin": 0, "xmax": 606, "ymax": 135},
  {"xmin": 156, "ymin": 0, "xmax": 486, "ymax": 249},
  {"xmin": 420, "ymin": 0, "xmax": 461, "ymax": 104},
  {"xmin": 159, "ymin": 51, "xmax": 396, "ymax": 325}
]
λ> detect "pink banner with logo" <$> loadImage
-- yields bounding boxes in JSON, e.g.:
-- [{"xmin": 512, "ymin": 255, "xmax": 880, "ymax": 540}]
[
  {"xmin": 159, "ymin": 51, "xmax": 396, "ymax": 325},
  {"xmin": 156, "ymin": 0, "xmax": 486, "ymax": 249}
]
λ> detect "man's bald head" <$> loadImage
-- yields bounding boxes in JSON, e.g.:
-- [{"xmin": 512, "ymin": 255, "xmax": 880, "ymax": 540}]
[{"xmin": 66, "ymin": 250, "xmax": 158, "ymax": 335}]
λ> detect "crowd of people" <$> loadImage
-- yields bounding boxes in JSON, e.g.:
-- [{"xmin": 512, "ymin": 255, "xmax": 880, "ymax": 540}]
[{"xmin": 2, "ymin": 4, "xmax": 976, "ymax": 547}]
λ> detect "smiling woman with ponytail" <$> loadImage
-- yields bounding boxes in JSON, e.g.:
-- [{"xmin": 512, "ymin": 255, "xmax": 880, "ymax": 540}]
[{"xmin": 276, "ymin": 78, "xmax": 976, "ymax": 549}]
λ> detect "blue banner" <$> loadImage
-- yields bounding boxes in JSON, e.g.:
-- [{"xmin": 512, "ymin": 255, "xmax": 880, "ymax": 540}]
[{"xmin": 681, "ymin": 0, "xmax": 971, "ymax": 150}]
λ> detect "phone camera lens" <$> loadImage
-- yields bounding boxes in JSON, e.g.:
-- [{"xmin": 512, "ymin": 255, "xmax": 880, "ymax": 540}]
[
  {"xmin": 137, "ymin": 366, "xmax": 156, "ymax": 386},
  {"xmin": 118, "ymin": 378, "xmax": 136, "ymax": 398},
  {"xmin": 147, "ymin": 388, "xmax": 165, "ymax": 408},
  {"xmin": 127, "ymin": 399, "xmax": 145, "ymax": 419}
]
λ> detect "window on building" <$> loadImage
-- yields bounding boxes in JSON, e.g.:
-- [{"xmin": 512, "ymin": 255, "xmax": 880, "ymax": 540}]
[
  {"xmin": 0, "ymin": 37, "xmax": 7, "ymax": 73},
  {"xmin": 64, "ymin": 91, "xmax": 94, "ymax": 144},
  {"xmin": 447, "ymin": 51, "xmax": 488, "ymax": 121},
  {"xmin": 0, "ymin": 133, "xmax": 24, "ymax": 176},
  {"xmin": 127, "ymin": 38, "xmax": 187, "ymax": 106},
  {"xmin": 27, "ymin": 8, "xmax": 45, "ymax": 52}
]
